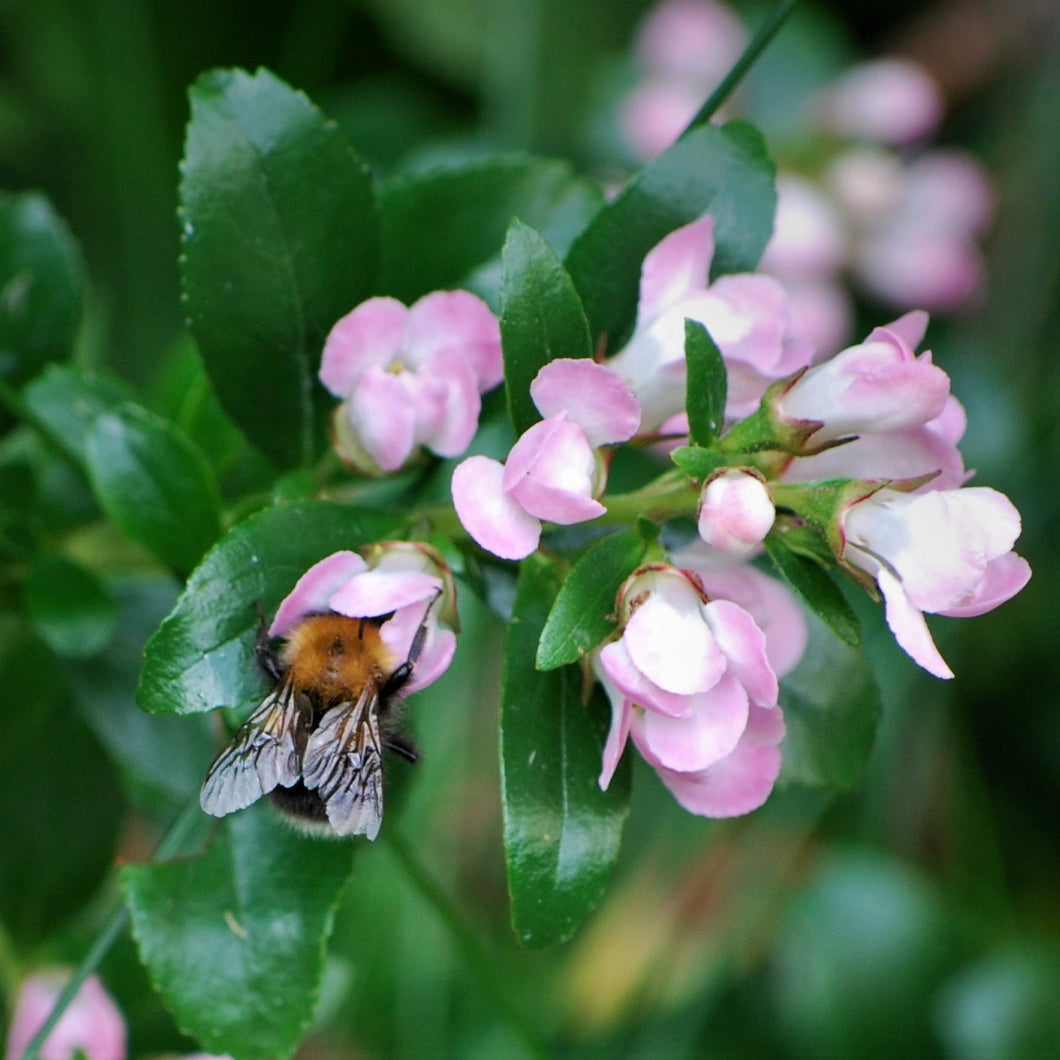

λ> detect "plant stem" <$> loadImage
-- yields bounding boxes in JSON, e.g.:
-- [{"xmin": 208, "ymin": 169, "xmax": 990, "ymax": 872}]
[
  {"xmin": 679, "ymin": 0, "xmax": 803, "ymax": 135},
  {"xmin": 18, "ymin": 800, "xmax": 206, "ymax": 1060},
  {"xmin": 383, "ymin": 830, "xmax": 552, "ymax": 1060}
]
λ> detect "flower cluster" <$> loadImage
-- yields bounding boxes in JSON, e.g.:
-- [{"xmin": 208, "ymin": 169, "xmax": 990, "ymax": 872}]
[{"xmin": 618, "ymin": 0, "xmax": 993, "ymax": 355}]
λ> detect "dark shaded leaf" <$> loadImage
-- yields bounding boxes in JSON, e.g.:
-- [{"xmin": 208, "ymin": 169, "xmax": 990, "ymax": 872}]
[{"xmin": 23, "ymin": 551, "xmax": 117, "ymax": 658}]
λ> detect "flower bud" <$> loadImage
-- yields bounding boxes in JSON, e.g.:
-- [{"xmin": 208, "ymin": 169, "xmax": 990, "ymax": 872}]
[{"xmin": 696, "ymin": 469, "xmax": 774, "ymax": 553}]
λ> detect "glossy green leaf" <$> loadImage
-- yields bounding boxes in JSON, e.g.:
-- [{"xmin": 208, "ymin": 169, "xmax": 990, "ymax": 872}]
[
  {"xmin": 122, "ymin": 805, "xmax": 354, "ymax": 1060},
  {"xmin": 536, "ymin": 528, "xmax": 647, "ymax": 670},
  {"xmin": 779, "ymin": 613, "xmax": 880, "ymax": 790},
  {"xmin": 378, "ymin": 155, "xmax": 603, "ymax": 303},
  {"xmin": 23, "ymin": 551, "xmax": 117, "ymax": 658},
  {"xmin": 0, "ymin": 619, "xmax": 123, "ymax": 946},
  {"xmin": 21, "ymin": 364, "xmax": 138, "ymax": 464},
  {"xmin": 84, "ymin": 402, "xmax": 222, "ymax": 575},
  {"xmin": 501, "ymin": 554, "xmax": 630, "ymax": 948},
  {"xmin": 180, "ymin": 67, "xmax": 379, "ymax": 467},
  {"xmin": 500, "ymin": 219, "xmax": 593, "ymax": 436},
  {"xmin": 764, "ymin": 531, "xmax": 860, "ymax": 647},
  {"xmin": 684, "ymin": 318, "xmax": 727, "ymax": 447},
  {"xmin": 0, "ymin": 192, "xmax": 83, "ymax": 387},
  {"xmin": 565, "ymin": 121, "xmax": 776, "ymax": 351},
  {"xmin": 137, "ymin": 500, "xmax": 402, "ymax": 717}
]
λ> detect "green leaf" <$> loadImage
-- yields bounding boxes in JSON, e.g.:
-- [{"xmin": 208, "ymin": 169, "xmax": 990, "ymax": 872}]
[
  {"xmin": 779, "ymin": 613, "xmax": 880, "ymax": 790},
  {"xmin": 684, "ymin": 318, "xmax": 727, "ymax": 447},
  {"xmin": 21, "ymin": 364, "xmax": 138, "ymax": 464},
  {"xmin": 84, "ymin": 403, "xmax": 222, "ymax": 575},
  {"xmin": 536, "ymin": 528, "xmax": 647, "ymax": 670},
  {"xmin": 669, "ymin": 445, "xmax": 730, "ymax": 483},
  {"xmin": 501, "ymin": 554, "xmax": 630, "ymax": 948},
  {"xmin": 0, "ymin": 192, "xmax": 84, "ymax": 387},
  {"xmin": 764, "ymin": 531, "xmax": 860, "ymax": 647},
  {"xmin": 180, "ymin": 67, "xmax": 379, "ymax": 468},
  {"xmin": 122, "ymin": 805, "xmax": 353, "ymax": 1060},
  {"xmin": 565, "ymin": 121, "xmax": 776, "ymax": 351},
  {"xmin": 23, "ymin": 551, "xmax": 117, "ymax": 658},
  {"xmin": 137, "ymin": 500, "xmax": 402, "ymax": 717},
  {"xmin": 500, "ymin": 219, "xmax": 593, "ymax": 436},
  {"xmin": 378, "ymin": 155, "xmax": 603, "ymax": 303},
  {"xmin": 0, "ymin": 619, "xmax": 123, "ymax": 946}
]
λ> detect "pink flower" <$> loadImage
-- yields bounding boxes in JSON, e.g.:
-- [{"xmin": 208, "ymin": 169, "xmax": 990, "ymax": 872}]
[
  {"xmin": 840, "ymin": 486, "xmax": 1031, "ymax": 678},
  {"xmin": 595, "ymin": 565, "xmax": 785, "ymax": 817},
  {"xmin": 451, "ymin": 359, "xmax": 640, "ymax": 560},
  {"xmin": 697, "ymin": 469, "xmax": 774, "ymax": 553},
  {"xmin": 270, "ymin": 544, "xmax": 457, "ymax": 692},
  {"xmin": 320, "ymin": 291, "xmax": 502, "ymax": 473},
  {"xmin": 812, "ymin": 59, "xmax": 944, "ymax": 146},
  {"xmin": 607, "ymin": 216, "xmax": 813, "ymax": 430},
  {"xmin": 777, "ymin": 310, "xmax": 951, "ymax": 446},
  {"xmin": 5, "ymin": 972, "xmax": 126, "ymax": 1060}
]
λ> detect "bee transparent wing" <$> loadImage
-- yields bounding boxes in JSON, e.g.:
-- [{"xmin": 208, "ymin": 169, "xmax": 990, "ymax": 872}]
[
  {"xmin": 301, "ymin": 686, "xmax": 384, "ymax": 840},
  {"xmin": 200, "ymin": 683, "xmax": 309, "ymax": 818}
]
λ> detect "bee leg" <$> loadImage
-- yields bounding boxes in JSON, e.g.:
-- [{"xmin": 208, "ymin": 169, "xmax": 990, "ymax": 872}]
[
  {"xmin": 253, "ymin": 601, "xmax": 284, "ymax": 684},
  {"xmin": 385, "ymin": 734, "xmax": 419, "ymax": 763}
]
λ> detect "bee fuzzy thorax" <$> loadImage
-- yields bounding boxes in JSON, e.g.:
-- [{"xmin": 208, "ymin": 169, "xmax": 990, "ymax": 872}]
[{"xmin": 280, "ymin": 613, "xmax": 396, "ymax": 703}]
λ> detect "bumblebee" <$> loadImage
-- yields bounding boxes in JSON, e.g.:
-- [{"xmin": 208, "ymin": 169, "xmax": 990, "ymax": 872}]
[{"xmin": 199, "ymin": 607, "xmax": 428, "ymax": 840}]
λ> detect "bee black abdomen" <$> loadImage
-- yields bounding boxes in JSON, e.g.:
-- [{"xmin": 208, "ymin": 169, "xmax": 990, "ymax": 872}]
[{"xmin": 269, "ymin": 782, "xmax": 331, "ymax": 832}]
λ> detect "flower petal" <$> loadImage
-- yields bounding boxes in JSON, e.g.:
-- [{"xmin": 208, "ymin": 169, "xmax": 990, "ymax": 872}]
[
  {"xmin": 270, "ymin": 551, "xmax": 369, "ymax": 637},
  {"xmin": 329, "ymin": 569, "xmax": 442, "ymax": 619},
  {"xmin": 701, "ymin": 598, "xmax": 778, "ymax": 709},
  {"xmin": 404, "ymin": 289, "xmax": 503, "ymax": 388},
  {"xmin": 633, "ymin": 670, "xmax": 750, "ymax": 773},
  {"xmin": 596, "ymin": 673, "xmax": 632, "ymax": 790},
  {"xmin": 937, "ymin": 552, "xmax": 1031, "ymax": 618},
  {"xmin": 451, "ymin": 455, "xmax": 542, "ymax": 560},
  {"xmin": 349, "ymin": 369, "xmax": 418, "ymax": 472},
  {"xmin": 319, "ymin": 297, "xmax": 407, "ymax": 397},
  {"xmin": 598, "ymin": 636, "xmax": 694, "ymax": 717},
  {"xmin": 877, "ymin": 566, "xmax": 954, "ymax": 679},
  {"xmin": 637, "ymin": 215, "xmax": 715, "ymax": 323},
  {"xmin": 530, "ymin": 359, "xmax": 641, "ymax": 447},
  {"xmin": 654, "ymin": 704, "xmax": 786, "ymax": 817}
]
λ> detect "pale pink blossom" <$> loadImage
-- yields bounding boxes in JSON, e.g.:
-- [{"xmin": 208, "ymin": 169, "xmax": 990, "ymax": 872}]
[
  {"xmin": 270, "ymin": 544, "xmax": 457, "ymax": 692},
  {"xmin": 840, "ymin": 486, "xmax": 1031, "ymax": 678},
  {"xmin": 697, "ymin": 469, "xmax": 774, "ymax": 553},
  {"xmin": 595, "ymin": 565, "xmax": 784, "ymax": 817},
  {"xmin": 320, "ymin": 291, "xmax": 502, "ymax": 473},
  {"xmin": 451, "ymin": 359, "xmax": 640, "ymax": 560},
  {"xmin": 607, "ymin": 216, "xmax": 813, "ymax": 430},
  {"xmin": 5, "ymin": 972, "xmax": 126, "ymax": 1060},
  {"xmin": 777, "ymin": 310, "xmax": 951, "ymax": 446},
  {"xmin": 812, "ymin": 59, "xmax": 944, "ymax": 146}
]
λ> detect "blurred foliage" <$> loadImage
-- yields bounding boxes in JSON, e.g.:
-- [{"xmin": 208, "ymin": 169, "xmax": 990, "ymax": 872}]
[{"xmin": 1, "ymin": 0, "xmax": 1058, "ymax": 1057}]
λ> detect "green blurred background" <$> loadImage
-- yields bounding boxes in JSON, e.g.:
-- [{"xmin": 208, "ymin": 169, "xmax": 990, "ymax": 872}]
[{"xmin": 1, "ymin": 0, "xmax": 1058, "ymax": 1056}]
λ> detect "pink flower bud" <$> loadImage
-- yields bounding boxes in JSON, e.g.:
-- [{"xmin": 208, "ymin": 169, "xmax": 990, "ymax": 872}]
[
  {"xmin": 5, "ymin": 972, "xmax": 126, "ymax": 1060},
  {"xmin": 697, "ymin": 470, "xmax": 774, "ymax": 553}
]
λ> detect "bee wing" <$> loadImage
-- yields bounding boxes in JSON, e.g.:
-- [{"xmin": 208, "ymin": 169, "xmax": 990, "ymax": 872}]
[
  {"xmin": 200, "ymin": 683, "xmax": 309, "ymax": 818},
  {"xmin": 301, "ymin": 686, "xmax": 384, "ymax": 840}
]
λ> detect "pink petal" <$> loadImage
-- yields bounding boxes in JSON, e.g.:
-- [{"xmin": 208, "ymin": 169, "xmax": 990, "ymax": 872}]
[
  {"xmin": 451, "ymin": 455, "xmax": 542, "ymax": 560},
  {"xmin": 654, "ymin": 704, "xmax": 786, "ymax": 817},
  {"xmin": 349, "ymin": 369, "xmax": 418, "ymax": 472},
  {"xmin": 596, "ymin": 675, "xmax": 632, "ymax": 790},
  {"xmin": 701, "ymin": 599, "xmax": 778, "ymax": 708},
  {"xmin": 637, "ymin": 215, "xmax": 715, "ymax": 323},
  {"xmin": 877, "ymin": 567, "xmax": 954, "ymax": 679},
  {"xmin": 329, "ymin": 569, "xmax": 442, "ymax": 618},
  {"xmin": 879, "ymin": 309, "xmax": 929, "ymax": 350},
  {"xmin": 598, "ymin": 636, "xmax": 696, "ymax": 718},
  {"xmin": 404, "ymin": 290, "xmax": 503, "ymax": 388},
  {"xmin": 419, "ymin": 348, "xmax": 483, "ymax": 457},
  {"xmin": 530, "ymin": 359, "xmax": 641, "ymax": 447},
  {"xmin": 504, "ymin": 417, "xmax": 605, "ymax": 525},
  {"xmin": 623, "ymin": 588, "xmax": 726, "ymax": 695},
  {"xmin": 633, "ymin": 670, "xmax": 750, "ymax": 773},
  {"xmin": 937, "ymin": 552, "xmax": 1031, "ymax": 618},
  {"xmin": 270, "ymin": 551, "xmax": 369, "ymax": 637},
  {"xmin": 701, "ymin": 273, "xmax": 791, "ymax": 371},
  {"xmin": 319, "ymin": 297, "xmax": 408, "ymax": 397}
]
